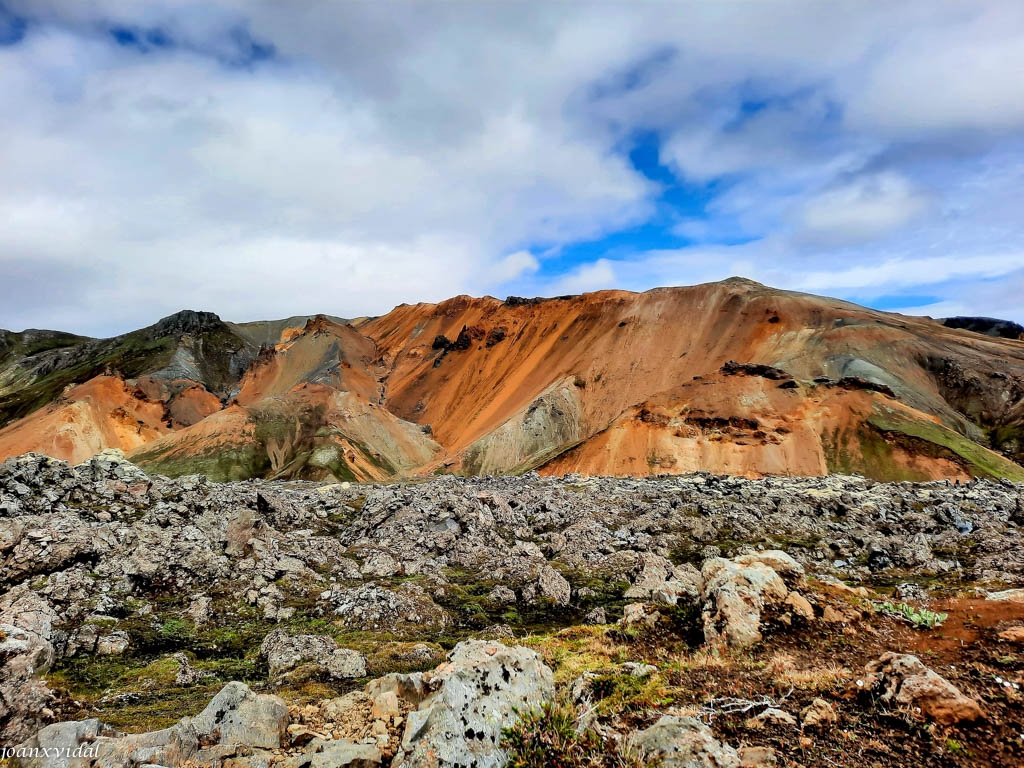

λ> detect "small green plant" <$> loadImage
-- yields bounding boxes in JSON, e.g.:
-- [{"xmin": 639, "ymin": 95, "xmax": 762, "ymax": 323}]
[
  {"xmin": 159, "ymin": 616, "xmax": 197, "ymax": 642},
  {"xmin": 502, "ymin": 700, "xmax": 649, "ymax": 768},
  {"xmin": 874, "ymin": 601, "xmax": 947, "ymax": 629},
  {"xmin": 946, "ymin": 738, "xmax": 969, "ymax": 756}
]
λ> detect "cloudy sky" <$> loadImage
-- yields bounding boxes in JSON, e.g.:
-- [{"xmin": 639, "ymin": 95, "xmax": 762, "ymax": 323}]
[{"xmin": 2, "ymin": 1, "xmax": 1023, "ymax": 336}]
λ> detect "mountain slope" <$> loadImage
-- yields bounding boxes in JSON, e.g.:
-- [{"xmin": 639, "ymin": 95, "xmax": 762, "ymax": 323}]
[
  {"xmin": 0, "ymin": 311, "xmax": 259, "ymax": 462},
  {"xmin": 227, "ymin": 314, "xmax": 350, "ymax": 347},
  {"xmin": 0, "ymin": 310, "xmax": 256, "ymax": 429},
  {"xmin": 130, "ymin": 316, "xmax": 440, "ymax": 482},
  {"xmin": 1, "ymin": 280, "xmax": 1022, "ymax": 482},
  {"xmin": 359, "ymin": 278, "xmax": 1024, "ymax": 479}
]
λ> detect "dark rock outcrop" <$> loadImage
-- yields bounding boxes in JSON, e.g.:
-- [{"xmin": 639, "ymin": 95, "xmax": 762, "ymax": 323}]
[{"xmin": 942, "ymin": 316, "xmax": 1024, "ymax": 341}]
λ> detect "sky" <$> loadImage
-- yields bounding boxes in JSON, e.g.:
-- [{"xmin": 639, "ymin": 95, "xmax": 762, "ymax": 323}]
[{"xmin": 1, "ymin": 1, "xmax": 1023, "ymax": 337}]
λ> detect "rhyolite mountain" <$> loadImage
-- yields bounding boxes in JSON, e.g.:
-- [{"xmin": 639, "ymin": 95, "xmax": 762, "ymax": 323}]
[{"xmin": 1, "ymin": 278, "xmax": 1023, "ymax": 483}]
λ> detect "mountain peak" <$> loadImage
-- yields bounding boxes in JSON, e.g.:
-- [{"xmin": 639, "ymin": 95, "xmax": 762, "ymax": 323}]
[
  {"xmin": 720, "ymin": 276, "xmax": 767, "ymax": 289},
  {"xmin": 148, "ymin": 310, "xmax": 225, "ymax": 338}
]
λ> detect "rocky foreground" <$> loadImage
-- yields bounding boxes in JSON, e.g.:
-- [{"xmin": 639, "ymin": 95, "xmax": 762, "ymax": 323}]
[{"xmin": 3, "ymin": 452, "xmax": 1024, "ymax": 766}]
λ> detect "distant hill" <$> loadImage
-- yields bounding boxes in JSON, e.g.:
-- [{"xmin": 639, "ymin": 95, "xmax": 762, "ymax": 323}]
[{"xmin": 941, "ymin": 316, "xmax": 1024, "ymax": 340}]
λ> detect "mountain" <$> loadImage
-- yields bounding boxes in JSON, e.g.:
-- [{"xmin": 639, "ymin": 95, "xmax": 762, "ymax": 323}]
[
  {"xmin": 0, "ymin": 310, "xmax": 257, "ymax": 463},
  {"xmin": 941, "ymin": 316, "xmax": 1024, "ymax": 340},
  {"xmin": 226, "ymin": 314, "xmax": 351, "ymax": 347},
  {"xmin": 1, "ymin": 279, "xmax": 1023, "ymax": 482}
]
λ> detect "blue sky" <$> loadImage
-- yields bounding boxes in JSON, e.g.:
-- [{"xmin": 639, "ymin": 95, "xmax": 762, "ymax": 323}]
[{"xmin": 1, "ymin": 1, "xmax": 1023, "ymax": 336}]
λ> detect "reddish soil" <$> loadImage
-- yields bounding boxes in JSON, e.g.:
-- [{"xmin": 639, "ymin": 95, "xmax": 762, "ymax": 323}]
[{"xmin": 702, "ymin": 593, "xmax": 1024, "ymax": 767}]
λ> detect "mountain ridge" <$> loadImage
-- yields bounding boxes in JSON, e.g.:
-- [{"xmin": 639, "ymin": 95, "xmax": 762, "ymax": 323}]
[{"xmin": 1, "ymin": 280, "xmax": 1023, "ymax": 482}]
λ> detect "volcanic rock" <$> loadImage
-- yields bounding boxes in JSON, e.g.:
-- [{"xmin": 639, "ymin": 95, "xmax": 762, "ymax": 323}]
[
  {"xmin": 391, "ymin": 640, "xmax": 554, "ymax": 768},
  {"xmin": 260, "ymin": 629, "xmax": 368, "ymax": 683},
  {"xmin": 864, "ymin": 652, "xmax": 984, "ymax": 725},
  {"xmin": 628, "ymin": 715, "xmax": 741, "ymax": 767}
]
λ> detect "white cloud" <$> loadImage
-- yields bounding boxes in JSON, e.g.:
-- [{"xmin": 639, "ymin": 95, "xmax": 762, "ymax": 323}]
[
  {"xmin": 888, "ymin": 300, "xmax": 967, "ymax": 319},
  {"xmin": 794, "ymin": 253, "xmax": 1023, "ymax": 293},
  {"xmin": 1, "ymin": 1, "xmax": 1024, "ymax": 332},
  {"xmin": 847, "ymin": 4, "xmax": 1024, "ymax": 136},
  {"xmin": 489, "ymin": 251, "xmax": 540, "ymax": 285},
  {"xmin": 0, "ymin": 10, "xmax": 654, "ymax": 334},
  {"xmin": 889, "ymin": 269, "xmax": 1024, "ymax": 321},
  {"xmin": 549, "ymin": 259, "xmax": 617, "ymax": 295},
  {"xmin": 797, "ymin": 172, "xmax": 931, "ymax": 246}
]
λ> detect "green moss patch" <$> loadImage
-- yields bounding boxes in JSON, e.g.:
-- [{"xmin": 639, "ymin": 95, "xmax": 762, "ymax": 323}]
[{"xmin": 868, "ymin": 407, "xmax": 1024, "ymax": 481}]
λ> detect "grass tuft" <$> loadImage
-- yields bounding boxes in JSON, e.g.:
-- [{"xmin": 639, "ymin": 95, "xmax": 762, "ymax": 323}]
[{"xmin": 502, "ymin": 700, "xmax": 649, "ymax": 768}]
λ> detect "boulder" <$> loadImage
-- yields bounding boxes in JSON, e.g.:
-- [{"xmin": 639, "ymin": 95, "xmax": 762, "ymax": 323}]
[
  {"xmin": 800, "ymin": 698, "xmax": 837, "ymax": 729},
  {"xmin": 330, "ymin": 584, "xmax": 450, "ymax": 631},
  {"xmin": 75, "ymin": 449, "xmax": 149, "ymax": 483},
  {"xmin": 260, "ymin": 629, "xmax": 368, "ymax": 683},
  {"xmin": 734, "ymin": 551, "xmax": 805, "ymax": 587},
  {"xmin": 628, "ymin": 715, "xmax": 740, "ymax": 767},
  {"xmin": 783, "ymin": 592, "xmax": 815, "ymax": 621},
  {"xmin": 701, "ymin": 553, "xmax": 792, "ymax": 648},
  {"xmin": 173, "ymin": 652, "xmax": 205, "ymax": 686},
  {"xmin": 865, "ymin": 545, "xmax": 892, "ymax": 572},
  {"xmin": 487, "ymin": 585, "xmax": 516, "ymax": 604},
  {"xmin": 525, "ymin": 565, "xmax": 571, "ymax": 607},
  {"xmin": 746, "ymin": 708, "xmax": 796, "ymax": 728},
  {"xmin": 15, "ymin": 718, "xmax": 109, "ymax": 768},
  {"xmin": 653, "ymin": 578, "xmax": 702, "ymax": 607},
  {"xmin": 329, "ymin": 649, "xmax": 369, "ymax": 680},
  {"xmin": 305, "ymin": 741, "xmax": 382, "ymax": 767},
  {"xmin": 739, "ymin": 745, "xmax": 778, "ymax": 767},
  {"xmin": 584, "ymin": 606, "xmax": 607, "ymax": 625},
  {"xmin": 476, "ymin": 623, "xmax": 515, "ymax": 641},
  {"xmin": 18, "ymin": 682, "xmax": 288, "ymax": 767},
  {"xmin": 625, "ymin": 552, "xmax": 676, "ymax": 598},
  {"xmin": 998, "ymin": 626, "xmax": 1024, "ymax": 643},
  {"xmin": 3, "ymin": 521, "xmax": 101, "ymax": 585},
  {"xmin": 95, "ymin": 630, "xmax": 130, "ymax": 656},
  {"xmin": 186, "ymin": 593, "xmax": 211, "ymax": 626},
  {"xmin": 619, "ymin": 602, "xmax": 661, "ymax": 629},
  {"xmin": 987, "ymin": 588, "xmax": 1024, "ymax": 602},
  {"xmin": 864, "ymin": 652, "xmax": 984, "ymax": 725},
  {"xmin": 184, "ymin": 681, "xmax": 290, "ymax": 751},
  {"xmin": 391, "ymin": 640, "xmax": 554, "ymax": 768},
  {"xmin": 360, "ymin": 550, "xmax": 401, "ymax": 579},
  {"xmin": 0, "ymin": 588, "xmax": 60, "ymax": 741}
]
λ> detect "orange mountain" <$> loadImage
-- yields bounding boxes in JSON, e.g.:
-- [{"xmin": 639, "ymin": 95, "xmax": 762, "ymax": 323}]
[{"xmin": 2, "ymin": 279, "xmax": 1023, "ymax": 482}]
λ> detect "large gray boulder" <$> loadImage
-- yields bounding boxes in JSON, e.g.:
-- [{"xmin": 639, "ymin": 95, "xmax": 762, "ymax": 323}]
[
  {"xmin": 186, "ymin": 681, "xmax": 289, "ymax": 749},
  {"xmin": 18, "ymin": 682, "xmax": 288, "ymax": 767},
  {"xmin": 0, "ymin": 588, "xmax": 60, "ymax": 742},
  {"xmin": 627, "ymin": 715, "xmax": 740, "ymax": 768},
  {"xmin": 701, "ymin": 550, "xmax": 807, "ymax": 648},
  {"xmin": 2, "ymin": 518, "xmax": 103, "ymax": 584},
  {"xmin": 302, "ymin": 741, "xmax": 383, "ymax": 767},
  {"xmin": 529, "ymin": 564, "xmax": 572, "ymax": 606},
  {"xmin": 392, "ymin": 640, "xmax": 554, "ymax": 768},
  {"xmin": 330, "ymin": 583, "xmax": 451, "ymax": 631},
  {"xmin": 14, "ymin": 718, "xmax": 110, "ymax": 768},
  {"xmin": 260, "ymin": 628, "xmax": 367, "ymax": 683},
  {"xmin": 75, "ymin": 449, "xmax": 149, "ymax": 484}
]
